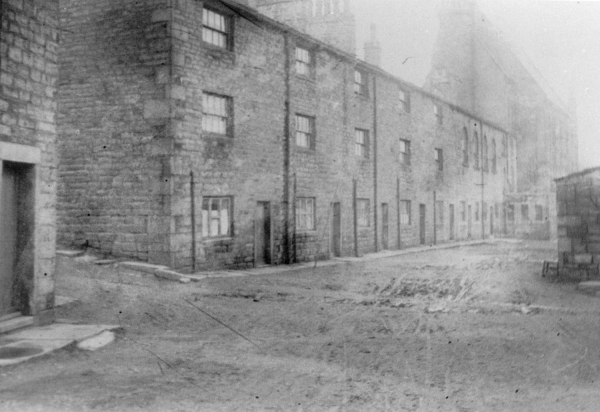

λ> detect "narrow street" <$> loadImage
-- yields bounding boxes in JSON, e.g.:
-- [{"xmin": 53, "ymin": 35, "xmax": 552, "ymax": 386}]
[{"xmin": 2, "ymin": 241, "xmax": 600, "ymax": 411}]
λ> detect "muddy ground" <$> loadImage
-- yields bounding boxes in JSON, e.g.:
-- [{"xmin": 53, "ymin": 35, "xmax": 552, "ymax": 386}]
[{"xmin": 2, "ymin": 241, "xmax": 600, "ymax": 411}]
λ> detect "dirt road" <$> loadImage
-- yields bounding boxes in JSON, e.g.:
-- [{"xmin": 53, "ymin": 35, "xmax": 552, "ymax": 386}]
[{"xmin": 2, "ymin": 241, "xmax": 600, "ymax": 411}]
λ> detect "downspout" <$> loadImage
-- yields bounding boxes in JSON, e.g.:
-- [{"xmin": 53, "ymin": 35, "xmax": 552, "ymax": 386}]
[
  {"xmin": 283, "ymin": 32, "xmax": 291, "ymax": 264},
  {"xmin": 373, "ymin": 76, "xmax": 378, "ymax": 252},
  {"xmin": 433, "ymin": 190, "xmax": 437, "ymax": 245},
  {"xmin": 353, "ymin": 179, "xmax": 358, "ymax": 257},
  {"xmin": 480, "ymin": 122, "xmax": 485, "ymax": 239},
  {"xmin": 397, "ymin": 177, "xmax": 401, "ymax": 249}
]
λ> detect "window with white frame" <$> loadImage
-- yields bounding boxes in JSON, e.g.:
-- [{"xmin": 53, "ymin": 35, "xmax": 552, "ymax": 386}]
[
  {"xmin": 399, "ymin": 88, "xmax": 410, "ymax": 112},
  {"xmin": 400, "ymin": 200, "xmax": 411, "ymax": 225},
  {"xmin": 399, "ymin": 139, "xmax": 410, "ymax": 165},
  {"xmin": 296, "ymin": 197, "xmax": 315, "ymax": 230},
  {"xmin": 295, "ymin": 114, "xmax": 314, "ymax": 149},
  {"xmin": 355, "ymin": 129, "xmax": 369, "ymax": 158},
  {"xmin": 295, "ymin": 46, "xmax": 313, "ymax": 77},
  {"xmin": 435, "ymin": 148, "xmax": 443, "ymax": 171},
  {"xmin": 202, "ymin": 197, "xmax": 232, "ymax": 238},
  {"xmin": 202, "ymin": 93, "xmax": 232, "ymax": 135},
  {"xmin": 202, "ymin": 8, "xmax": 231, "ymax": 49},
  {"xmin": 354, "ymin": 69, "xmax": 368, "ymax": 96},
  {"xmin": 357, "ymin": 198, "xmax": 370, "ymax": 227}
]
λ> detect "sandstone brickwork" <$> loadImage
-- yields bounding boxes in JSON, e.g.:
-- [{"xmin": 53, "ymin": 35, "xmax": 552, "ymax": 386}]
[
  {"xmin": 57, "ymin": 0, "xmax": 510, "ymax": 271},
  {"xmin": 0, "ymin": 0, "xmax": 59, "ymax": 322}
]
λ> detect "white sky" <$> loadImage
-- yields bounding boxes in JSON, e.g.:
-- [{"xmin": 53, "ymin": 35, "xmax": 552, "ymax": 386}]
[{"xmin": 352, "ymin": 0, "xmax": 600, "ymax": 170}]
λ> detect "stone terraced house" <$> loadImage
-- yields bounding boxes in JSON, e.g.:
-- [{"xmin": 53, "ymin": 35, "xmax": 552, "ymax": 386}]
[
  {"xmin": 57, "ymin": 0, "xmax": 557, "ymax": 272},
  {"xmin": 0, "ymin": 0, "xmax": 59, "ymax": 324}
]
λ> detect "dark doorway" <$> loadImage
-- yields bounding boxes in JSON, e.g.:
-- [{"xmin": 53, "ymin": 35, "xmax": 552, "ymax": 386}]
[
  {"xmin": 381, "ymin": 203, "xmax": 389, "ymax": 250},
  {"xmin": 1, "ymin": 162, "xmax": 34, "ymax": 316},
  {"xmin": 255, "ymin": 202, "xmax": 271, "ymax": 266},
  {"xmin": 331, "ymin": 202, "xmax": 341, "ymax": 257},
  {"xmin": 449, "ymin": 204, "xmax": 455, "ymax": 240},
  {"xmin": 468, "ymin": 205, "xmax": 473, "ymax": 238},
  {"xmin": 419, "ymin": 204, "xmax": 426, "ymax": 245}
]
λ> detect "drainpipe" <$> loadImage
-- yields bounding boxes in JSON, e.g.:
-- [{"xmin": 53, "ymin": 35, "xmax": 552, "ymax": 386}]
[
  {"xmin": 480, "ymin": 122, "xmax": 485, "ymax": 240},
  {"xmin": 373, "ymin": 77, "xmax": 378, "ymax": 252},
  {"xmin": 283, "ymin": 32, "xmax": 291, "ymax": 264},
  {"xmin": 397, "ymin": 177, "xmax": 401, "ymax": 249},
  {"xmin": 190, "ymin": 171, "xmax": 196, "ymax": 272},
  {"xmin": 353, "ymin": 178, "xmax": 358, "ymax": 257},
  {"xmin": 433, "ymin": 190, "xmax": 437, "ymax": 245}
]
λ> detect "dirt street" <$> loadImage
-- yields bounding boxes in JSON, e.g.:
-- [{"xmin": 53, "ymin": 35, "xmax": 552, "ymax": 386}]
[{"xmin": 2, "ymin": 241, "xmax": 600, "ymax": 411}]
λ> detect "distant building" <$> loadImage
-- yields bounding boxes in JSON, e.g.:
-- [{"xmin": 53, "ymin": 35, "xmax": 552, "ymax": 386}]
[
  {"xmin": 0, "ymin": 0, "xmax": 59, "ymax": 323},
  {"xmin": 425, "ymin": 0, "xmax": 578, "ymax": 239}
]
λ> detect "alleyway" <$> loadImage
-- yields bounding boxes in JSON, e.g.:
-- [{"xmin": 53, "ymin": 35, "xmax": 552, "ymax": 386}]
[{"xmin": 2, "ymin": 241, "xmax": 600, "ymax": 411}]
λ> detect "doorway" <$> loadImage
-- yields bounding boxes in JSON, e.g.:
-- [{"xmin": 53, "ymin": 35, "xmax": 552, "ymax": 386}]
[
  {"xmin": 1, "ymin": 162, "xmax": 34, "ymax": 317},
  {"xmin": 490, "ymin": 206, "xmax": 494, "ymax": 236},
  {"xmin": 449, "ymin": 204, "xmax": 455, "ymax": 240},
  {"xmin": 468, "ymin": 205, "xmax": 472, "ymax": 238},
  {"xmin": 255, "ymin": 202, "xmax": 271, "ymax": 266},
  {"xmin": 381, "ymin": 203, "xmax": 389, "ymax": 250},
  {"xmin": 331, "ymin": 202, "xmax": 341, "ymax": 257},
  {"xmin": 419, "ymin": 204, "xmax": 426, "ymax": 245}
]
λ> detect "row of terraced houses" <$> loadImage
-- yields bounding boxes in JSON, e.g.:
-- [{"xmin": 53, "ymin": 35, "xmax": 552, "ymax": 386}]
[{"xmin": 56, "ymin": 0, "xmax": 577, "ymax": 272}]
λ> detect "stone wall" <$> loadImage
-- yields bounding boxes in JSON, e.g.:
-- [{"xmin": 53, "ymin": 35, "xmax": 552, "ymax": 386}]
[
  {"xmin": 57, "ymin": 0, "xmax": 508, "ymax": 271},
  {"xmin": 0, "ymin": 0, "xmax": 59, "ymax": 322}
]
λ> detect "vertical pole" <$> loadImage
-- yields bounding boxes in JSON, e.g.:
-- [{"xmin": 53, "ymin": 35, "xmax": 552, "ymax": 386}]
[
  {"xmin": 396, "ymin": 177, "xmax": 401, "ymax": 250},
  {"xmin": 283, "ymin": 33, "xmax": 291, "ymax": 264},
  {"xmin": 373, "ymin": 76, "xmax": 378, "ymax": 253},
  {"xmin": 353, "ymin": 178, "xmax": 358, "ymax": 257},
  {"xmin": 190, "ymin": 171, "xmax": 197, "ymax": 272},
  {"xmin": 480, "ymin": 123, "xmax": 485, "ymax": 240},
  {"xmin": 433, "ymin": 190, "xmax": 437, "ymax": 245},
  {"xmin": 293, "ymin": 173, "xmax": 297, "ymax": 263}
]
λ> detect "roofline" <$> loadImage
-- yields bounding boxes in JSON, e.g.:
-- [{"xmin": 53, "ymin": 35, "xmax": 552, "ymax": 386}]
[
  {"xmin": 217, "ymin": 0, "xmax": 509, "ymax": 135},
  {"xmin": 555, "ymin": 167, "xmax": 600, "ymax": 182}
]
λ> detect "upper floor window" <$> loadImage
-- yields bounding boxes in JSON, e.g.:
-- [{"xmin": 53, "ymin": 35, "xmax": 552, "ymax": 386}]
[
  {"xmin": 435, "ymin": 148, "xmax": 443, "ymax": 171},
  {"xmin": 483, "ymin": 135, "xmax": 489, "ymax": 171},
  {"xmin": 399, "ymin": 139, "xmax": 411, "ymax": 165},
  {"xmin": 296, "ymin": 197, "xmax": 316, "ymax": 230},
  {"xmin": 202, "ymin": 196, "xmax": 233, "ymax": 238},
  {"xmin": 355, "ymin": 129, "xmax": 369, "ymax": 158},
  {"xmin": 357, "ymin": 198, "xmax": 370, "ymax": 227},
  {"xmin": 202, "ymin": 8, "xmax": 231, "ymax": 50},
  {"xmin": 354, "ymin": 69, "xmax": 368, "ymax": 96},
  {"xmin": 462, "ymin": 127, "xmax": 469, "ymax": 166},
  {"xmin": 473, "ymin": 131, "xmax": 480, "ymax": 169},
  {"xmin": 295, "ymin": 46, "xmax": 313, "ymax": 77},
  {"xmin": 399, "ymin": 88, "xmax": 410, "ymax": 112},
  {"xmin": 491, "ymin": 139, "xmax": 497, "ymax": 173},
  {"xmin": 202, "ymin": 92, "xmax": 232, "ymax": 136},
  {"xmin": 434, "ymin": 103, "xmax": 443, "ymax": 125},
  {"xmin": 295, "ymin": 114, "xmax": 315, "ymax": 149}
]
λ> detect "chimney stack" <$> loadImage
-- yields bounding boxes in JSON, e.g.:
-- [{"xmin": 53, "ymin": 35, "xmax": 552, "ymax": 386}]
[{"xmin": 364, "ymin": 23, "xmax": 382, "ymax": 67}]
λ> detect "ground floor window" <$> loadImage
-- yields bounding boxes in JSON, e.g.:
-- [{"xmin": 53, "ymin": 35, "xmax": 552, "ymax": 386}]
[
  {"xmin": 436, "ymin": 201, "xmax": 444, "ymax": 225},
  {"xmin": 202, "ymin": 197, "xmax": 232, "ymax": 238},
  {"xmin": 507, "ymin": 204, "xmax": 515, "ymax": 222},
  {"xmin": 400, "ymin": 200, "xmax": 411, "ymax": 225},
  {"xmin": 461, "ymin": 201, "xmax": 466, "ymax": 221},
  {"xmin": 535, "ymin": 204, "xmax": 543, "ymax": 221},
  {"xmin": 357, "ymin": 199, "xmax": 370, "ymax": 227},
  {"xmin": 521, "ymin": 204, "xmax": 529, "ymax": 221},
  {"xmin": 296, "ymin": 197, "xmax": 315, "ymax": 230}
]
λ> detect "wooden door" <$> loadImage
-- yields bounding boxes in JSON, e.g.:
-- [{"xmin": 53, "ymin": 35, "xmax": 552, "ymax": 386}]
[
  {"xmin": 419, "ymin": 204, "xmax": 426, "ymax": 245},
  {"xmin": 331, "ymin": 202, "xmax": 341, "ymax": 257},
  {"xmin": 449, "ymin": 204, "xmax": 455, "ymax": 240},
  {"xmin": 255, "ymin": 202, "xmax": 271, "ymax": 265},
  {"xmin": 381, "ymin": 203, "xmax": 389, "ymax": 250},
  {"xmin": 0, "ymin": 164, "xmax": 18, "ymax": 316}
]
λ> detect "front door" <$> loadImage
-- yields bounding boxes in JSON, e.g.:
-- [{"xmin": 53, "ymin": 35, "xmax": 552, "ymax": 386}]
[
  {"xmin": 381, "ymin": 203, "xmax": 389, "ymax": 250},
  {"xmin": 331, "ymin": 202, "xmax": 341, "ymax": 257},
  {"xmin": 1, "ymin": 164, "xmax": 18, "ymax": 316},
  {"xmin": 255, "ymin": 202, "xmax": 271, "ymax": 266},
  {"xmin": 449, "ymin": 204, "xmax": 455, "ymax": 240},
  {"xmin": 468, "ymin": 205, "xmax": 473, "ymax": 238},
  {"xmin": 419, "ymin": 204, "xmax": 426, "ymax": 245}
]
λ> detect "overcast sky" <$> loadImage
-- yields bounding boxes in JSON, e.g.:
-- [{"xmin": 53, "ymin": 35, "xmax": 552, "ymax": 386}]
[{"xmin": 352, "ymin": 0, "xmax": 600, "ymax": 170}]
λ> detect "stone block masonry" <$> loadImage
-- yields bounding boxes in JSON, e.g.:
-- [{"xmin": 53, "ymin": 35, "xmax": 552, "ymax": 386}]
[
  {"xmin": 0, "ymin": 0, "xmax": 59, "ymax": 323},
  {"xmin": 57, "ymin": 0, "xmax": 510, "ymax": 271}
]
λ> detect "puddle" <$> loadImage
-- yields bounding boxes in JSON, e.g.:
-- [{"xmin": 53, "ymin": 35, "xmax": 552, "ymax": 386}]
[{"xmin": 0, "ymin": 346, "xmax": 44, "ymax": 359}]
